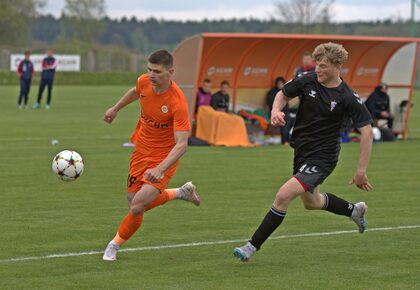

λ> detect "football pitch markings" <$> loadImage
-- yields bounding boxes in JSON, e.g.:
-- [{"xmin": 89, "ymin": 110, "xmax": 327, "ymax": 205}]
[{"xmin": 1, "ymin": 224, "xmax": 419, "ymax": 264}]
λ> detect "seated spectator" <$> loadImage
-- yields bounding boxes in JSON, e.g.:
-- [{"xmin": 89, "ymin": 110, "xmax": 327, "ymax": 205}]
[
  {"xmin": 266, "ymin": 76, "xmax": 286, "ymax": 118},
  {"xmin": 365, "ymin": 82, "xmax": 394, "ymax": 129},
  {"xmin": 195, "ymin": 79, "xmax": 212, "ymax": 113},
  {"xmin": 211, "ymin": 80, "xmax": 230, "ymax": 112}
]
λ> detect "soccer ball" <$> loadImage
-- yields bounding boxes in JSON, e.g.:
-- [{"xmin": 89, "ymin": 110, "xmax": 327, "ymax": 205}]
[{"xmin": 52, "ymin": 150, "xmax": 84, "ymax": 181}]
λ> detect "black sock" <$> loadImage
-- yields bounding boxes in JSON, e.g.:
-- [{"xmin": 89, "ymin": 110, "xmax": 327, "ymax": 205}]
[
  {"xmin": 250, "ymin": 207, "xmax": 286, "ymax": 250},
  {"xmin": 322, "ymin": 192, "xmax": 354, "ymax": 217}
]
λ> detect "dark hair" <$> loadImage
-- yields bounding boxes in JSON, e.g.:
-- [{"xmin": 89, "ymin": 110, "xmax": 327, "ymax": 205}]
[
  {"xmin": 303, "ymin": 51, "xmax": 312, "ymax": 57},
  {"xmin": 274, "ymin": 76, "xmax": 286, "ymax": 86},
  {"xmin": 221, "ymin": 80, "xmax": 229, "ymax": 86},
  {"xmin": 148, "ymin": 50, "xmax": 173, "ymax": 68},
  {"xmin": 203, "ymin": 78, "xmax": 211, "ymax": 83}
]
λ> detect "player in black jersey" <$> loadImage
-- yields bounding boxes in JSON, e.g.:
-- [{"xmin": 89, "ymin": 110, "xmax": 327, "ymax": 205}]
[{"xmin": 234, "ymin": 42, "xmax": 374, "ymax": 262}]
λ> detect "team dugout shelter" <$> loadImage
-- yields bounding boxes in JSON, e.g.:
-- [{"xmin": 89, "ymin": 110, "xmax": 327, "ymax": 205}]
[{"xmin": 172, "ymin": 33, "xmax": 420, "ymax": 139}]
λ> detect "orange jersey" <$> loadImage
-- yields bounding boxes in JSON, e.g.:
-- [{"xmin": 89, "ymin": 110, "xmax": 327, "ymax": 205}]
[{"xmin": 132, "ymin": 74, "xmax": 191, "ymax": 158}]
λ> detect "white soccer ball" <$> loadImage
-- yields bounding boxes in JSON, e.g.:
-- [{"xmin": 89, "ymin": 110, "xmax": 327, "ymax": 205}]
[{"xmin": 52, "ymin": 150, "xmax": 84, "ymax": 181}]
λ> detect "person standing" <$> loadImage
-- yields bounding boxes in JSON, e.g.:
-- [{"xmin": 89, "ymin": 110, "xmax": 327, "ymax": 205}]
[
  {"xmin": 17, "ymin": 50, "xmax": 34, "ymax": 109},
  {"xmin": 34, "ymin": 50, "xmax": 57, "ymax": 109},
  {"xmin": 233, "ymin": 42, "xmax": 374, "ymax": 262},
  {"xmin": 266, "ymin": 76, "xmax": 285, "ymax": 117},
  {"xmin": 102, "ymin": 50, "xmax": 201, "ymax": 261},
  {"xmin": 266, "ymin": 76, "xmax": 294, "ymax": 145}
]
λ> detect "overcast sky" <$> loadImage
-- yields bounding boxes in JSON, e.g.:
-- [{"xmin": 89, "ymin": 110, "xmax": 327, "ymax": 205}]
[{"xmin": 44, "ymin": 0, "xmax": 418, "ymax": 22}]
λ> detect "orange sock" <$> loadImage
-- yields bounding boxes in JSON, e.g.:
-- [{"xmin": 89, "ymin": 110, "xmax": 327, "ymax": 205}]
[
  {"xmin": 145, "ymin": 188, "xmax": 177, "ymax": 211},
  {"xmin": 115, "ymin": 211, "xmax": 144, "ymax": 244}
]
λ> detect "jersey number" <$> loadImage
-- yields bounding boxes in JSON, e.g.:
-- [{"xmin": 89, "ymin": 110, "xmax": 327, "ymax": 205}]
[{"xmin": 127, "ymin": 175, "xmax": 137, "ymax": 188}]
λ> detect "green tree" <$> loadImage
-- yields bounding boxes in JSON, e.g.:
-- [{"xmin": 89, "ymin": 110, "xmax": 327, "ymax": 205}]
[
  {"xmin": 0, "ymin": 0, "xmax": 45, "ymax": 45},
  {"xmin": 61, "ymin": 0, "xmax": 107, "ymax": 42},
  {"xmin": 273, "ymin": 0, "xmax": 334, "ymax": 33}
]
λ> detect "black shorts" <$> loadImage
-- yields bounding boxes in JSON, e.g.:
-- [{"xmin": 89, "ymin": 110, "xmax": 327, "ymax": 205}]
[{"xmin": 293, "ymin": 158, "xmax": 335, "ymax": 193}]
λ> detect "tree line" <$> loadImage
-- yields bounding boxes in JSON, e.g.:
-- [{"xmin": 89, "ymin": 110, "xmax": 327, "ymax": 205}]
[
  {"xmin": 26, "ymin": 16, "xmax": 420, "ymax": 53},
  {"xmin": 0, "ymin": 0, "xmax": 418, "ymax": 55}
]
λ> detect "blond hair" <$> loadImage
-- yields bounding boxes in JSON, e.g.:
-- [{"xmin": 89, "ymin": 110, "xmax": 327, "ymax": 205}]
[{"xmin": 312, "ymin": 42, "xmax": 348, "ymax": 65}]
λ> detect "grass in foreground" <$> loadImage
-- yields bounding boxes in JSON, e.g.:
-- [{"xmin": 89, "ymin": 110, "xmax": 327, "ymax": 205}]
[{"xmin": 0, "ymin": 86, "xmax": 419, "ymax": 289}]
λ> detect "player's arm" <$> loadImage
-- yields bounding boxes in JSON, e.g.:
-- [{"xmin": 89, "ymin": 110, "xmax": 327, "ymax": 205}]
[
  {"xmin": 271, "ymin": 90, "xmax": 292, "ymax": 126},
  {"xmin": 104, "ymin": 87, "xmax": 138, "ymax": 124},
  {"xmin": 350, "ymin": 124, "xmax": 373, "ymax": 191},
  {"xmin": 17, "ymin": 61, "xmax": 23, "ymax": 78},
  {"xmin": 144, "ymin": 130, "xmax": 189, "ymax": 183}
]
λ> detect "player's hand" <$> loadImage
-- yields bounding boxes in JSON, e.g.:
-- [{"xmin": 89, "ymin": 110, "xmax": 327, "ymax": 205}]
[
  {"xmin": 380, "ymin": 111, "xmax": 390, "ymax": 118},
  {"xmin": 104, "ymin": 107, "xmax": 118, "ymax": 124},
  {"xmin": 349, "ymin": 172, "xmax": 373, "ymax": 191},
  {"xmin": 271, "ymin": 111, "xmax": 286, "ymax": 127},
  {"xmin": 144, "ymin": 167, "xmax": 164, "ymax": 183}
]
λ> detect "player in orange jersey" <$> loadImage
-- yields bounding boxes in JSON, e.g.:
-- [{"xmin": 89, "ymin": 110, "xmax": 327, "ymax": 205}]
[{"xmin": 102, "ymin": 50, "xmax": 201, "ymax": 261}]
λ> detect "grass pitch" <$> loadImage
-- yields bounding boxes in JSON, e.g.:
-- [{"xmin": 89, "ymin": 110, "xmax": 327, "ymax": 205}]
[{"xmin": 0, "ymin": 86, "xmax": 419, "ymax": 289}]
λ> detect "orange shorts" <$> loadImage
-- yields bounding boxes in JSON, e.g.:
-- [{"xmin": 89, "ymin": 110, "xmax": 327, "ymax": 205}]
[{"xmin": 126, "ymin": 149, "xmax": 179, "ymax": 193}]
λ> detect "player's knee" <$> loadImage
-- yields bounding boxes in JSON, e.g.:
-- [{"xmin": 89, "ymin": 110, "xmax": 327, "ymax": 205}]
[
  {"xmin": 129, "ymin": 204, "xmax": 145, "ymax": 216},
  {"xmin": 274, "ymin": 190, "xmax": 293, "ymax": 207}
]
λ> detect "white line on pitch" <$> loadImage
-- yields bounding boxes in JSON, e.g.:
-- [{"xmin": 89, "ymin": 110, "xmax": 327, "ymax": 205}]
[{"xmin": 1, "ymin": 224, "xmax": 419, "ymax": 264}]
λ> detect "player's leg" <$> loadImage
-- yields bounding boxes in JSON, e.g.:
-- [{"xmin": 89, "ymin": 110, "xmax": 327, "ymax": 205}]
[
  {"xmin": 299, "ymin": 186, "xmax": 325, "ymax": 210},
  {"xmin": 233, "ymin": 176, "xmax": 305, "ymax": 262},
  {"xmin": 146, "ymin": 182, "xmax": 201, "ymax": 211},
  {"xmin": 140, "ymin": 161, "xmax": 201, "ymax": 210},
  {"xmin": 103, "ymin": 183, "xmax": 160, "ymax": 261},
  {"xmin": 300, "ymin": 185, "xmax": 368, "ymax": 233},
  {"xmin": 18, "ymin": 79, "xmax": 25, "ymax": 108},
  {"xmin": 34, "ymin": 78, "xmax": 46, "ymax": 108},
  {"xmin": 46, "ymin": 79, "xmax": 53, "ymax": 108},
  {"xmin": 387, "ymin": 116, "xmax": 394, "ymax": 130},
  {"xmin": 24, "ymin": 79, "xmax": 31, "ymax": 108}
]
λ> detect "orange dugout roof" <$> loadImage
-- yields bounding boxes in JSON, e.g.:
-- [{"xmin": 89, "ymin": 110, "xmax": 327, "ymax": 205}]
[{"xmin": 172, "ymin": 33, "xmax": 420, "ymax": 138}]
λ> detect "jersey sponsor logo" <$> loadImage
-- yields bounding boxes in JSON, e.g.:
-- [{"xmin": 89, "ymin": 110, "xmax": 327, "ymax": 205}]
[
  {"xmin": 161, "ymin": 105, "xmax": 168, "ymax": 113},
  {"xmin": 331, "ymin": 101, "xmax": 337, "ymax": 111},
  {"xmin": 353, "ymin": 92, "xmax": 363, "ymax": 104},
  {"xmin": 309, "ymin": 90, "xmax": 317, "ymax": 98},
  {"xmin": 304, "ymin": 166, "xmax": 318, "ymax": 175},
  {"xmin": 141, "ymin": 114, "xmax": 169, "ymax": 129}
]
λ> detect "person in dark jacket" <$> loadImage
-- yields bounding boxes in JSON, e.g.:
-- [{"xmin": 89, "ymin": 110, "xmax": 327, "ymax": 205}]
[
  {"xmin": 295, "ymin": 51, "xmax": 316, "ymax": 77},
  {"xmin": 17, "ymin": 50, "xmax": 34, "ymax": 109},
  {"xmin": 266, "ymin": 76, "xmax": 286, "ymax": 116},
  {"xmin": 211, "ymin": 80, "xmax": 230, "ymax": 112},
  {"xmin": 34, "ymin": 50, "xmax": 57, "ymax": 109},
  {"xmin": 365, "ymin": 83, "xmax": 393, "ymax": 129},
  {"xmin": 266, "ymin": 76, "xmax": 294, "ymax": 144}
]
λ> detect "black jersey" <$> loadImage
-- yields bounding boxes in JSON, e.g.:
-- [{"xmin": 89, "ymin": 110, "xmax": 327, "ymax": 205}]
[{"xmin": 282, "ymin": 72, "xmax": 372, "ymax": 168}]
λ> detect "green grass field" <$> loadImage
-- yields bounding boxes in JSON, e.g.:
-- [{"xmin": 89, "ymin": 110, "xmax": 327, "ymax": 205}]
[{"xmin": 0, "ymin": 85, "xmax": 419, "ymax": 289}]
